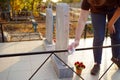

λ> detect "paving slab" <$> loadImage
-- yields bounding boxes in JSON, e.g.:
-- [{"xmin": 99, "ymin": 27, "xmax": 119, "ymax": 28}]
[{"xmin": 0, "ymin": 38, "xmax": 119, "ymax": 80}]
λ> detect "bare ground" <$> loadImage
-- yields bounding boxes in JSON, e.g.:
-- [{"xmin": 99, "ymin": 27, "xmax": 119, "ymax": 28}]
[{"xmin": 1, "ymin": 16, "xmax": 93, "ymax": 42}]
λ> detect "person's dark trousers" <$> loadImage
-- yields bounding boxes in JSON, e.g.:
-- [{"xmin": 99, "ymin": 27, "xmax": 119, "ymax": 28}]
[
  {"xmin": 91, "ymin": 8, "xmax": 120, "ymax": 64},
  {"xmin": 91, "ymin": 13, "xmax": 106, "ymax": 64}
]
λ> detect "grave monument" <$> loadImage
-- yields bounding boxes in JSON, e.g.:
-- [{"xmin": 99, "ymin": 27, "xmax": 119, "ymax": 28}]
[
  {"xmin": 51, "ymin": 3, "xmax": 73, "ymax": 78},
  {"xmin": 44, "ymin": 7, "xmax": 55, "ymax": 51}
]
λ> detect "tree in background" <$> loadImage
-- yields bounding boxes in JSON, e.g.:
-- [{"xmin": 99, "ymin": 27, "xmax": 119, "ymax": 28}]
[
  {"xmin": 0, "ymin": 0, "xmax": 81, "ymax": 19},
  {"xmin": 61, "ymin": 0, "xmax": 81, "ymax": 3}
]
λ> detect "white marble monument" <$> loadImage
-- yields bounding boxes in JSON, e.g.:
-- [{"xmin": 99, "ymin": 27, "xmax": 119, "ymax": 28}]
[
  {"xmin": 51, "ymin": 3, "xmax": 73, "ymax": 78},
  {"xmin": 55, "ymin": 3, "xmax": 69, "ymax": 63},
  {"xmin": 44, "ymin": 7, "xmax": 55, "ymax": 51}
]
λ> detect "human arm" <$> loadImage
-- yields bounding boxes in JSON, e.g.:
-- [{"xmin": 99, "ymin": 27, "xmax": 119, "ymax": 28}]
[
  {"xmin": 74, "ymin": 9, "xmax": 90, "ymax": 44},
  {"xmin": 107, "ymin": 7, "xmax": 120, "ymax": 34},
  {"xmin": 68, "ymin": 9, "xmax": 90, "ymax": 50}
]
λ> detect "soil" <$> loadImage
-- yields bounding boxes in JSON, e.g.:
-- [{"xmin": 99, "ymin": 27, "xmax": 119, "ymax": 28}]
[{"xmin": 0, "ymin": 16, "xmax": 93, "ymax": 42}]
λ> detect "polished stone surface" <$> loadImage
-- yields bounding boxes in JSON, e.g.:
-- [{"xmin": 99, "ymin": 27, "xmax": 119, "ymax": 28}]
[
  {"xmin": 45, "ymin": 8, "xmax": 53, "ymax": 44},
  {"xmin": 0, "ymin": 38, "xmax": 120, "ymax": 80}
]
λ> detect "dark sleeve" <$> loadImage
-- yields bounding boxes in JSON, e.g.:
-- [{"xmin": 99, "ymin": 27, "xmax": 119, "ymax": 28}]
[
  {"xmin": 81, "ymin": 0, "xmax": 90, "ymax": 10},
  {"xmin": 118, "ymin": 0, "xmax": 120, "ymax": 7}
]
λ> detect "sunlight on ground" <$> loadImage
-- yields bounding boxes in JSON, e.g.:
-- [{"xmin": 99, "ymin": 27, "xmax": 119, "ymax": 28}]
[{"xmin": 0, "ymin": 57, "xmax": 20, "ymax": 72}]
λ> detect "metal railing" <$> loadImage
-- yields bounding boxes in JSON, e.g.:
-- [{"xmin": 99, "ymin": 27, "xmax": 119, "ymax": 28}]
[
  {"xmin": 0, "ymin": 44, "xmax": 120, "ymax": 80},
  {"xmin": 0, "ymin": 21, "xmax": 42, "ymax": 42}
]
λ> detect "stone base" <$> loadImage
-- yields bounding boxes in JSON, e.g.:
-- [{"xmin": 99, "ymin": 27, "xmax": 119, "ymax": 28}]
[
  {"xmin": 3, "ymin": 32, "xmax": 43, "ymax": 42},
  {"xmin": 44, "ymin": 39, "xmax": 55, "ymax": 51},
  {"xmin": 0, "ymin": 32, "xmax": 11, "ymax": 42},
  {"xmin": 51, "ymin": 55, "xmax": 73, "ymax": 79}
]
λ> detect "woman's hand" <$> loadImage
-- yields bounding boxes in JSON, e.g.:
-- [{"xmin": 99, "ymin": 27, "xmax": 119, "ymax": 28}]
[
  {"xmin": 67, "ymin": 40, "xmax": 79, "ymax": 54},
  {"xmin": 107, "ymin": 22, "xmax": 116, "ymax": 34},
  {"xmin": 68, "ymin": 40, "xmax": 79, "ymax": 50},
  {"xmin": 107, "ymin": 7, "xmax": 120, "ymax": 34}
]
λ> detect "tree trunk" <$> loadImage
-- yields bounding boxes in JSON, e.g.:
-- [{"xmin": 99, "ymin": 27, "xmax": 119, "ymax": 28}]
[{"xmin": 31, "ymin": 0, "xmax": 35, "ymax": 12}]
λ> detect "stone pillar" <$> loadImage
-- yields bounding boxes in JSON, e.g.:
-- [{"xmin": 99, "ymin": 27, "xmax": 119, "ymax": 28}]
[
  {"xmin": 55, "ymin": 3, "xmax": 69, "ymax": 63},
  {"xmin": 51, "ymin": 3, "xmax": 73, "ymax": 78},
  {"xmin": 46, "ymin": 8, "xmax": 53, "ymax": 44},
  {"xmin": 44, "ymin": 8, "xmax": 55, "ymax": 51}
]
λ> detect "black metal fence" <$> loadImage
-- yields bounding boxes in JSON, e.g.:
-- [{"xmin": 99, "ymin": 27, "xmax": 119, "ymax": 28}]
[{"xmin": 0, "ymin": 44, "xmax": 120, "ymax": 80}]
